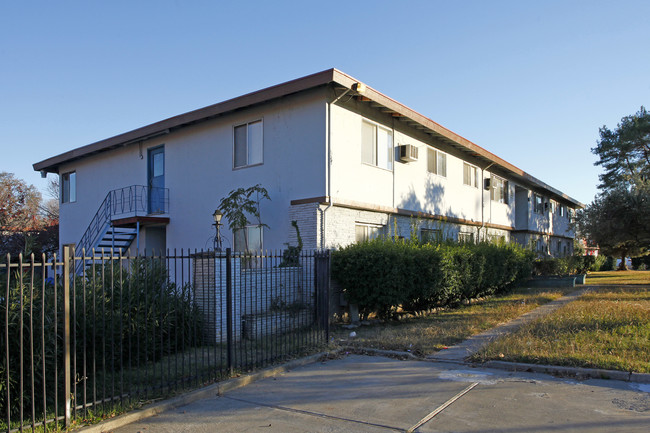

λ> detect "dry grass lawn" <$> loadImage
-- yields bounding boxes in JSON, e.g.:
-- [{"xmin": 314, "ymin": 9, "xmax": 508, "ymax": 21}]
[
  {"xmin": 586, "ymin": 270, "xmax": 650, "ymax": 285},
  {"xmin": 332, "ymin": 286, "xmax": 577, "ymax": 356},
  {"xmin": 471, "ymin": 285, "xmax": 650, "ymax": 373}
]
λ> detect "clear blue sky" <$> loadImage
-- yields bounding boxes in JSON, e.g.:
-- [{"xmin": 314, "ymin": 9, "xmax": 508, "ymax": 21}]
[{"xmin": 1, "ymin": 0, "xmax": 648, "ymax": 205}]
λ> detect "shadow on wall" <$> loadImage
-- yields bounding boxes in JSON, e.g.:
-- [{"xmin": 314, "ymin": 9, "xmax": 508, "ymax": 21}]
[
  {"xmin": 396, "ymin": 178, "xmax": 469, "ymax": 240},
  {"xmin": 397, "ymin": 175, "xmax": 519, "ymax": 240}
]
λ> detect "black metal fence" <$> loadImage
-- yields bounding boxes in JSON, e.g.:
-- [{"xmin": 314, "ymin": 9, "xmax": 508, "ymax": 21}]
[{"xmin": 1, "ymin": 247, "xmax": 330, "ymax": 432}]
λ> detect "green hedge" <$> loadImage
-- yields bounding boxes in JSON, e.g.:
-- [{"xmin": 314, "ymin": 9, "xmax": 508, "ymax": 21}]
[
  {"xmin": 533, "ymin": 254, "xmax": 610, "ymax": 275},
  {"xmin": 331, "ymin": 239, "xmax": 534, "ymax": 319}
]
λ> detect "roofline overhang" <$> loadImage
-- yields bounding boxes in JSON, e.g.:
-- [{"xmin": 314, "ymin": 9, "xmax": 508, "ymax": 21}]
[{"xmin": 33, "ymin": 68, "xmax": 584, "ymax": 208}]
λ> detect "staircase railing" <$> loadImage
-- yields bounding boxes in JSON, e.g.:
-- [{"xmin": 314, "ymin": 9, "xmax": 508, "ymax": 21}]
[{"xmin": 76, "ymin": 185, "xmax": 169, "ymax": 256}]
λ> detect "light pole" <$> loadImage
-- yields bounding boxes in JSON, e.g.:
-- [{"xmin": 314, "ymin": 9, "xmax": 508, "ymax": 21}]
[{"xmin": 213, "ymin": 209, "xmax": 223, "ymax": 252}]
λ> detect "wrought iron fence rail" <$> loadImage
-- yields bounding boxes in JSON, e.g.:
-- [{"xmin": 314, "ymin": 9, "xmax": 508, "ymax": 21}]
[{"xmin": 1, "ymin": 248, "xmax": 329, "ymax": 432}]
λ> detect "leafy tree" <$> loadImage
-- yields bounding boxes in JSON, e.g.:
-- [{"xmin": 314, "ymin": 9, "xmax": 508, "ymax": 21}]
[
  {"xmin": 0, "ymin": 171, "xmax": 42, "ymax": 231},
  {"xmin": 576, "ymin": 186, "xmax": 650, "ymax": 269},
  {"xmin": 593, "ymin": 106, "xmax": 650, "ymax": 191},
  {"xmin": 581, "ymin": 108, "xmax": 650, "ymax": 269},
  {"xmin": 217, "ymin": 184, "xmax": 270, "ymax": 251},
  {"xmin": 0, "ymin": 172, "xmax": 58, "ymax": 257}
]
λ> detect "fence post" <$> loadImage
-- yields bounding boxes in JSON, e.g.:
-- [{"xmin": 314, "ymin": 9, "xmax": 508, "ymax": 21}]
[
  {"xmin": 225, "ymin": 248, "xmax": 233, "ymax": 375},
  {"xmin": 63, "ymin": 246, "xmax": 72, "ymax": 427},
  {"xmin": 315, "ymin": 251, "xmax": 331, "ymax": 341}
]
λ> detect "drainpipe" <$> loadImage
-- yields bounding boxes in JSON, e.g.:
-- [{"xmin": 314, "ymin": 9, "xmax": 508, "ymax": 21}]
[
  {"xmin": 480, "ymin": 162, "xmax": 495, "ymax": 242},
  {"xmin": 319, "ymin": 87, "xmax": 351, "ymax": 249}
]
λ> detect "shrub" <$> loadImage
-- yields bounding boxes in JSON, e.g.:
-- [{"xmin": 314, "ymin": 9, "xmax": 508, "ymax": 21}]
[
  {"xmin": 602, "ymin": 256, "xmax": 616, "ymax": 271},
  {"xmin": 0, "ymin": 256, "xmax": 202, "ymax": 424},
  {"xmin": 631, "ymin": 255, "xmax": 650, "ymax": 270},
  {"xmin": 590, "ymin": 255, "xmax": 607, "ymax": 272},
  {"xmin": 332, "ymin": 239, "xmax": 534, "ymax": 319}
]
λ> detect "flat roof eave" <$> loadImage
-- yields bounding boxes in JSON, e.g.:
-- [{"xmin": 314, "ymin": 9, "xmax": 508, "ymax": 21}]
[{"xmin": 33, "ymin": 68, "xmax": 584, "ymax": 208}]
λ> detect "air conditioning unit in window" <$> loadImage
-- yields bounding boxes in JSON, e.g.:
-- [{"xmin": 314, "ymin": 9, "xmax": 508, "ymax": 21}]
[
  {"xmin": 483, "ymin": 178, "xmax": 491, "ymax": 190},
  {"xmin": 398, "ymin": 144, "xmax": 418, "ymax": 162}
]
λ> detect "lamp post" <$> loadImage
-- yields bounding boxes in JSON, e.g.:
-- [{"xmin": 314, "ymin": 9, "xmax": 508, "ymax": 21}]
[{"xmin": 213, "ymin": 209, "xmax": 223, "ymax": 252}]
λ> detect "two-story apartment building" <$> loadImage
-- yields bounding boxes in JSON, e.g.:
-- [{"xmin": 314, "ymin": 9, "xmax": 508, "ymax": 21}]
[{"xmin": 33, "ymin": 68, "xmax": 582, "ymax": 256}]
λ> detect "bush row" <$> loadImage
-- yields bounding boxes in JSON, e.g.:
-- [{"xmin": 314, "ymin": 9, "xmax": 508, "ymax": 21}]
[
  {"xmin": 331, "ymin": 239, "xmax": 534, "ymax": 320},
  {"xmin": 533, "ymin": 254, "xmax": 613, "ymax": 276}
]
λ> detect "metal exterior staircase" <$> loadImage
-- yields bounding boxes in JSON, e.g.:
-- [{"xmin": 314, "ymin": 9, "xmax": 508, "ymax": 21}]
[{"xmin": 76, "ymin": 185, "xmax": 169, "ymax": 260}]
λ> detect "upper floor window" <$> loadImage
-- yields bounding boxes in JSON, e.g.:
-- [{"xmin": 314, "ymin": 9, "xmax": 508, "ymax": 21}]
[
  {"xmin": 361, "ymin": 121, "xmax": 393, "ymax": 170},
  {"xmin": 427, "ymin": 148, "xmax": 447, "ymax": 177},
  {"xmin": 234, "ymin": 120, "xmax": 263, "ymax": 168},
  {"xmin": 534, "ymin": 194, "xmax": 544, "ymax": 214},
  {"xmin": 61, "ymin": 171, "xmax": 76, "ymax": 203},
  {"xmin": 490, "ymin": 175, "xmax": 508, "ymax": 204},
  {"xmin": 559, "ymin": 204, "xmax": 566, "ymax": 217},
  {"xmin": 463, "ymin": 163, "xmax": 478, "ymax": 188}
]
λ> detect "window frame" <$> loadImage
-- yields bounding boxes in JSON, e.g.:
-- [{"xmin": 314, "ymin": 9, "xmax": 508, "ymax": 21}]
[
  {"xmin": 361, "ymin": 120, "xmax": 393, "ymax": 171},
  {"xmin": 533, "ymin": 194, "xmax": 544, "ymax": 214},
  {"xmin": 420, "ymin": 228, "xmax": 443, "ymax": 244},
  {"xmin": 355, "ymin": 223, "xmax": 384, "ymax": 243},
  {"xmin": 61, "ymin": 171, "xmax": 76, "ymax": 204},
  {"xmin": 233, "ymin": 224, "xmax": 263, "ymax": 253},
  {"xmin": 490, "ymin": 175, "xmax": 508, "ymax": 204},
  {"xmin": 427, "ymin": 148, "xmax": 447, "ymax": 177},
  {"xmin": 458, "ymin": 232, "xmax": 475, "ymax": 244},
  {"xmin": 233, "ymin": 119, "xmax": 264, "ymax": 169},
  {"xmin": 462, "ymin": 162, "xmax": 479, "ymax": 188}
]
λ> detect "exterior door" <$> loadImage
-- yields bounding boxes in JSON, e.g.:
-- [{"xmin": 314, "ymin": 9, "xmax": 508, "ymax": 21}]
[{"xmin": 148, "ymin": 146, "xmax": 165, "ymax": 214}]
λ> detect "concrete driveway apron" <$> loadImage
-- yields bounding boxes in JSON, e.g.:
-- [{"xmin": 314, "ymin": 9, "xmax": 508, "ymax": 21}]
[{"xmin": 110, "ymin": 354, "xmax": 650, "ymax": 433}]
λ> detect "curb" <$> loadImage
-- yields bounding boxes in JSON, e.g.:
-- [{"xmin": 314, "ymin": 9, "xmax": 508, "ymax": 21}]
[
  {"xmin": 77, "ymin": 351, "xmax": 336, "ymax": 433},
  {"xmin": 481, "ymin": 360, "xmax": 650, "ymax": 384},
  {"xmin": 344, "ymin": 346, "xmax": 650, "ymax": 385}
]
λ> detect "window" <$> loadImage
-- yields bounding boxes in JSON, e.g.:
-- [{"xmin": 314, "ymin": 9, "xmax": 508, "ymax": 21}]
[
  {"xmin": 61, "ymin": 171, "xmax": 76, "ymax": 203},
  {"xmin": 233, "ymin": 120, "xmax": 263, "ymax": 168},
  {"xmin": 361, "ymin": 121, "xmax": 393, "ymax": 170},
  {"xmin": 355, "ymin": 223, "xmax": 383, "ymax": 243},
  {"xmin": 458, "ymin": 232, "xmax": 474, "ymax": 244},
  {"xmin": 534, "ymin": 194, "xmax": 544, "ymax": 214},
  {"xmin": 420, "ymin": 228, "xmax": 442, "ymax": 244},
  {"xmin": 559, "ymin": 205, "xmax": 566, "ymax": 217},
  {"xmin": 488, "ymin": 234, "xmax": 506, "ymax": 244},
  {"xmin": 490, "ymin": 175, "xmax": 508, "ymax": 204},
  {"xmin": 427, "ymin": 148, "xmax": 447, "ymax": 177},
  {"xmin": 233, "ymin": 225, "xmax": 263, "ymax": 252},
  {"xmin": 463, "ymin": 163, "xmax": 478, "ymax": 188}
]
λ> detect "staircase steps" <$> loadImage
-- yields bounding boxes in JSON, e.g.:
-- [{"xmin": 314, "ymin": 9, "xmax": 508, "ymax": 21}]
[{"xmin": 94, "ymin": 226, "xmax": 138, "ymax": 255}]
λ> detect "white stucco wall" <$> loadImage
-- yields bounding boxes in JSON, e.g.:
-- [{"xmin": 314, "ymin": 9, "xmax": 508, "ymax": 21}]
[
  {"xmin": 57, "ymin": 84, "xmax": 577, "ymax": 256},
  {"xmin": 328, "ymin": 100, "xmax": 516, "ymax": 230},
  {"xmin": 58, "ymin": 88, "xmax": 328, "ymax": 253}
]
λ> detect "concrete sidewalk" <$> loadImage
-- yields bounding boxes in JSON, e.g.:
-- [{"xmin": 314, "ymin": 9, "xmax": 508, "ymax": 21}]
[{"xmin": 106, "ymin": 355, "xmax": 650, "ymax": 433}]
